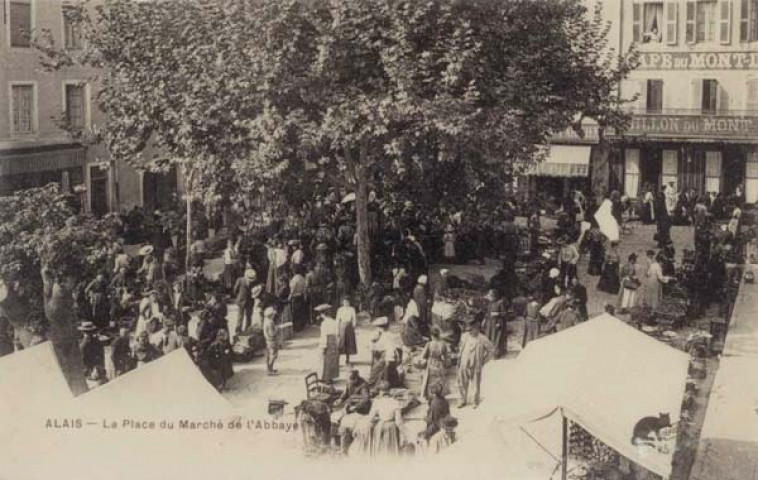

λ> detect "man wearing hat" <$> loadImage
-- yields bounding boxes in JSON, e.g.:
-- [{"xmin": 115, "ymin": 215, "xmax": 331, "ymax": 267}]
[
  {"xmin": 457, "ymin": 318, "xmax": 495, "ymax": 408},
  {"xmin": 263, "ymin": 306, "xmax": 279, "ymax": 375},
  {"xmin": 558, "ymin": 235, "xmax": 580, "ymax": 288},
  {"xmin": 233, "ymin": 269, "xmax": 257, "ymax": 332},
  {"xmin": 78, "ymin": 321, "xmax": 104, "ymax": 378}
]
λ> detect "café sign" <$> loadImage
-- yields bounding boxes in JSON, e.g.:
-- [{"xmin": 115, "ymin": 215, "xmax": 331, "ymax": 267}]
[
  {"xmin": 625, "ymin": 115, "xmax": 758, "ymax": 139},
  {"xmin": 638, "ymin": 51, "xmax": 758, "ymax": 70}
]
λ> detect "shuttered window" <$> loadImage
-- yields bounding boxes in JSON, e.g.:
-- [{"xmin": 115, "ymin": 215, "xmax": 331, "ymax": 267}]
[
  {"xmin": 665, "ymin": 2, "xmax": 679, "ymax": 43},
  {"xmin": 11, "ymin": 85, "xmax": 35, "ymax": 134},
  {"xmin": 741, "ymin": 0, "xmax": 758, "ymax": 41},
  {"xmin": 646, "ymin": 80, "xmax": 664, "ymax": 113},
  {"xmin": 633, "ymin": 2, "xmax": 643, "ymax": 42},
  {"xmin": 702, "ymin": 79, "xmax": 719, "ymax": 113},
  {"xmin": 10, "ymin": 2, "xmax": 32, "ymax": 48},
  {"xmin": 747, "ymin": 77, "xmax": 758, "ymax": 111},
  {"xmin": 686, "ymin": 0, "xmax": 698, "ymax": 42},
  {"xmin": 720, "ymin": 0, "xmax": 733, "ymax": 43}
]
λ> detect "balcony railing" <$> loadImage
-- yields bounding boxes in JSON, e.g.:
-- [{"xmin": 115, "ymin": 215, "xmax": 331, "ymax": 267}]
[{"xmin": 621, "ymin": 107, "xmax": 758, "ymax": 118}]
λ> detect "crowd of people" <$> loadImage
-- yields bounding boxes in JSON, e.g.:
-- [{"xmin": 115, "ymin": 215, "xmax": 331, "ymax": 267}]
[{"xmin": 5, "ymin": 179, "xmax": 751, "ymax": 459}]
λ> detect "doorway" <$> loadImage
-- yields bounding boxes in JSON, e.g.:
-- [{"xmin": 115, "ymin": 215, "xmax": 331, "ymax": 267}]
[
  {"xmin": 89, "ymin": 164, "xmax": 109, "ymax": 217},
  {"xmin": 639, "ymin": 147, "xmax": 662, "ymax": 193}
]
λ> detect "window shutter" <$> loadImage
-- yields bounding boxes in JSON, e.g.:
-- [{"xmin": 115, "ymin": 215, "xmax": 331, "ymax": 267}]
[
  {"xmin": 740, "ymin": 0, "xmax": 750, "ymax": 42},
  {"xmin": 720, "ymin": 0, "xmax": 733, "ymax": 43},
  {"xmin": 718, "ymin": 83, "xmax": 730, "ymax": 113},
  {"xmin": 691, "ymin": 78, "xmax": 704, "ymax": 112},
  {"xmin": 747, "ymin": 77, "xmax": 758, "ymax": 111},
  {"xmin": 633, "ymin": 2, "xmax": 642, "ymax": 43},
  {"xmin": 686, "ymin": 0, "xmax": 697, "ymax": 43},
  {"xmin": 636, "ymin": 79, "xmax": 647, "ymax": 112},
  {"xmin": 665, "ymin": 2, "xmax": 679, "ymax": 44}
]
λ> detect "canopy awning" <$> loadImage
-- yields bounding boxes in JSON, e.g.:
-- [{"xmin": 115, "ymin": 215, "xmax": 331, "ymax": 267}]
[
  {"xmin": 527, "ymin": 145, "xmax": 591, "ymax": 177},
  {"xmin": 481, "ymin": 314, "xmax": 690, "ymax": 479}
]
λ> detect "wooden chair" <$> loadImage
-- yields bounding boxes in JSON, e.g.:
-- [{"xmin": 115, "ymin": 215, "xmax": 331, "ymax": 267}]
[{"xmin": 304, "ymin": 372, "xmax": 331, "ymax": 400}]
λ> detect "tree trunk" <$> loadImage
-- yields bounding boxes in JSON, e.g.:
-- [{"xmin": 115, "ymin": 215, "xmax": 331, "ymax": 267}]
[
  {"xmin": 354, "ymin": 146, "xmax": 372, "ymax": 286},
  {"xmin": 42, "ymin": 267, "xmax": 88, "ymax": 397},
  {"xmin": 184, "ymin": 165, "xmax": 194, "ymax": 272},
  {"xmin": 0, "ymin": 288, "xmax": 34, "ymax": 348}
]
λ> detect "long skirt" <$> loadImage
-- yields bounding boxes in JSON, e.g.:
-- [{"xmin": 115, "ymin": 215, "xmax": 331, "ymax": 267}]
[
  {"xmin": 320, "ymin": 335, "xmax": 340, "ymax": 382},
  {"xmin": 338, "ymin": 322, "xmax": 358, "ymax": 356},
  {"xmin": 222, "ymin": 263, "xmax": 237, "ymax": 291},
  {"xmin": 597, "ymin": 262, "xmax": 620, "ymax": 294},
  {"xmin": 371, "ymin": 420, "xmax": 400, "ymax": 457},
  {"xmin": 421, "ymin": 361, "xmax": 449, "ymax": 399},
  {"xmin": 348, "ymin": 416, "xmax": 373, "ymax": 457},
  {"xmin": 291, "ymin": 295, "xmax": 308, "ymax": 332},
  {"xmin": 618, "ymin": 287, "xmax": 638, "ymax": 310}
]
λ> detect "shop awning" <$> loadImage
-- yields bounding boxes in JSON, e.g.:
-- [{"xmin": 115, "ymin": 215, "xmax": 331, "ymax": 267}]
[
  {"xmin": 527, "ymin": 145, "xmax": 591, "ymax": 177},
  {"xmin": 0, "ymin": 147, "xmax": 85, "ymax": 176}
]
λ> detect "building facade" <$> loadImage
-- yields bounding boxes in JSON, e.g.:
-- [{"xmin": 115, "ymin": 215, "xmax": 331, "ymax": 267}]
[
  {"xmin": 0, "ymin": 0, "xmax": 176, "ymax": 213},
  {"xmin": 612, "ymin": 0, "xmax": 758, "ymax": 203}
]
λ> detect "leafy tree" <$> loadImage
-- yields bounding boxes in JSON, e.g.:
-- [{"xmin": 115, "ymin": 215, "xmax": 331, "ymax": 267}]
[
  {"xmin": 242, "ymin": 0, "xmax": 638, "ymax": 284},
  {"xmin": 0, "ymin": 184, "xmax": 116, "ymax": 395},
  {"xmin": 34, "ymin": 0, "xmax": 636, "ymax": 286}
]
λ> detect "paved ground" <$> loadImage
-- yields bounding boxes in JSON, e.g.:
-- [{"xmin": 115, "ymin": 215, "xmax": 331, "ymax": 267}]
[{"xmin": 214, "ymin": 220, "xmax": 696, "ymax": 427}]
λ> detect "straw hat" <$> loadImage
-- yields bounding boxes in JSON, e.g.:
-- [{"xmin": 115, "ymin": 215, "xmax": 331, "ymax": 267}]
[
  {"xmin": 251, "ymin": 284, "xmax": 264, "ymax": 297},
  {"xmin": 418, "ymin": 275, "xmax": 428, "ymax": 285},
  {"xmin": 314, "ymin": 304, "xmax": 333, "ymax": 314},
  {"xmin": 245, "ymin": 269, "xmax": 257, "ymax": 281},
  {"xmin": 77, "ymin": 321, "xmax": 97, "ymax": 332},
  {"xmin": 138, "ymin": 245, "xmax": 154, "ymax": 256},
  {"xmin": 549, "ymin": 268, "xmax": 560, "ymax": 279}
]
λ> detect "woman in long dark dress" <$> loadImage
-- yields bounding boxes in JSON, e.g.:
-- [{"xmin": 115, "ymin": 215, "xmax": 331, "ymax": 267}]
[
  {"xmin": 586, "ymin": 228, "xmax": 606, "ymax": 276},
  {"xmin": 206, "ymin": 329, "xmax": 234, "ymax": 391},
  {"xmin": 597, "ymin": 241, "xmax": 621, "ymax": 294},
  {"xmin": 336, "ymin": 297, "xmax": 358, "ymax": 366}
]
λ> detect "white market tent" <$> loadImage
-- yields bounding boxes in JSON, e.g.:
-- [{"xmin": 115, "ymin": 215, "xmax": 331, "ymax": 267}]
[
  {"xmin": 76, "ymin": 348, "xmax": 232, "ymax": 417},
  {"xmin": 0, "ymin": 342, "xmax": 76, "ymax": 414},
  {"xmin": 480, "ymin": 314, "xmax": 690, "ymax": 479},
  {"xmin": 690, "ymin": 355, "xmax": 758, "ymax": 480}
]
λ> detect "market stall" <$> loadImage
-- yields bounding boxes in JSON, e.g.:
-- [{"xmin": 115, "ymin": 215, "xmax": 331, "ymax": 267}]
[{"xmin": 480, "ymin": 314, "xmax": 690, "ymax": 479}]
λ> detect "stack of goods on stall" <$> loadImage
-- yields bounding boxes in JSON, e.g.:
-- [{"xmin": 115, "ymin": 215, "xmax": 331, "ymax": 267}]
[{"xmin": 568, "ymin": 422, "xmax": 621, "ymax": 479}]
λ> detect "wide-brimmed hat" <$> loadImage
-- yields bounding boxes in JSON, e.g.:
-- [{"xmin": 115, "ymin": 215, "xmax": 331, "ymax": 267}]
[
  {"xmin": 139, "ymin": 245, "xmax": 154, "ymax": 256},
  {"xmin": 77, "ymin": 321, "xmax": 97, "ymax": 332},
  {"xmin": 316, "ymin": 243, "xmax": 329, "ymax": 251},
  {"xmin": 439, "ymin": 269, "xmax": 449, "ymax": 276},
  {"xmin": 264, "ymin": 306, "xmax": 276, "ymax": 317},
  {"xmin": 418, "ymin": 275, "xmax": 428, "ymax": 285},
  {"xmin": 314, "ymin": 303, "xmax": 332, "ymax": 313},
  {"xmin": 287, "ymin": 239, "xmax": 299, "ymax": 246},
  {"xmin": 404, "ymin": 201, "xmax": 414, "ymax": 208},
  {"xmin": 251, "ymin": 284, "xmax": 264, "ymax": 297},
  {"xmin": 245, "ymin": 269, "xmax": 257, "ymax": 280},
  {"xmin": 549, "ymin": 268, "xmax": 560, "ymax": 279},
  {"xmin": 371, "ymin": 316, "xmax": 389, "ymax": 327}
]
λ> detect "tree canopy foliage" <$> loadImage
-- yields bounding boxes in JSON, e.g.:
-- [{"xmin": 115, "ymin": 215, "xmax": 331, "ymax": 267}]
[{"xmin": 34, "ymin": 0, "xmax": 638, "ymax": 283}]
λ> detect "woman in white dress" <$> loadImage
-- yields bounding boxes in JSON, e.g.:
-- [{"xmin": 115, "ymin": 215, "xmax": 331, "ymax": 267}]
[
  {"xmin": 369, "ymin": 381, "xmax": 403, "ymax": 457},
  {"xmin": 643, "ymin": 253, "xmax": 673, "ymax": 309},
  {"xmin": 336, "ymin": 297, "xmax": 358, "ymax": 367},
  {"xmin": 443, "ymin": 225, "xmax": 456, "ymax": 262}
]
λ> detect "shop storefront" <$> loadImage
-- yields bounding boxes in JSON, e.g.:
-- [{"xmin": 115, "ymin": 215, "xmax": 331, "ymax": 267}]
[
  {"xmin": 608, "ymin": 114, "xmax": 758, "ymax": 203},
  {"xmin": 521, "ymin": 144, "xmax": 593, "ymax": 205},
  {"xmin": 0, "ymin": 146, "xmax": 86, "ymax": 196}
]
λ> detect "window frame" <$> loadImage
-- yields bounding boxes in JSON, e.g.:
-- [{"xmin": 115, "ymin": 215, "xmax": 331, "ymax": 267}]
[
  {"xmin": 665, "ymin": 1, "xmax": 679, "ymax": 44},
  {"xmin": 702, "ymin": 79, "xmax": 720, "ymax": 114},
  {"xmin": 8, "ymin": 0, "xmax": 34, "ymax": 49},
  {"xmin": 8, "ymin": 81, "xmax": 38, "ymax": 136},
  {"xmin": 61, "ymin": 3, "xmax": 83, "ymax": 50},
  {"xmin": 741, "ymin": 0, "xmax": 758, "ymax": 42},
  {"xmin": 646, "ymin": 79, "xmax": 664, "ymax": 113},
  {"xmin": 62, "ymin": 80, "xmax": 91, "ymax": 131}
]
